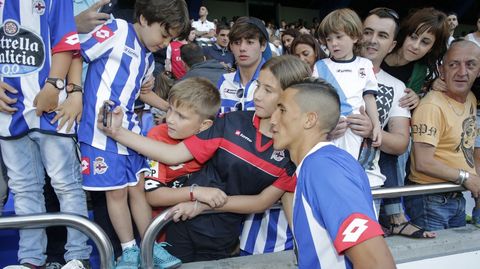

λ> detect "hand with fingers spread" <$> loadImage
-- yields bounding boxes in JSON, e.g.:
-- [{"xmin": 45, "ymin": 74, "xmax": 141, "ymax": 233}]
[
  {"xmin": 33, "ymin": 83, "xmax": 60, "ymax": 116},
  {"xmin": 347, "ymin": 106, "xmax": 373, "ymax": 139},
  {"xmin": 0, "ymin": 81, "xmax": 18, "ymax": 114},
  {"xmin": 51, "ymin": 92, "xmax": 83, "ymax": 132},
  {"xmin": 75, "ymin": 0, "xmax": 112, "ymax": 33},
  {"xmin": 96, "ymin": 100, "xmax": 124, "ymax": 137},
  {"xmin": 168, "ymin": 201, "xmax": 210, "ymax": 222},
  {"xmin": 399, "ymin": 87, "xmax": 420, "ymax": 110},
  {"xmin": 193, "ymin": 186, "xmax": 228, "ymax": 208},
  {"xmin": 327, "ymin": 116, "xmax": 348, "ymax": 140}
]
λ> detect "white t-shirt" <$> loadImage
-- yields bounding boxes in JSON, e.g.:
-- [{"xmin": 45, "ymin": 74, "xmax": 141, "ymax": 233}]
[
  {"xmin": 192, "ymin": 19, "xmax": 215, "ymax": 43},
  {"xmin": 465, "ymin": 33, "xmax": 480, "ymax": 47},
  {"xmin": 358, "ymin": 69, "xmax": 411, "ymax": 187}
]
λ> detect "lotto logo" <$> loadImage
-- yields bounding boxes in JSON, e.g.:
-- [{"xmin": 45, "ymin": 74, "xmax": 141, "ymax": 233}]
[
  {"xmin": 93, "ymin": 26, "xmax": 114, "ymax": 43},
  {"xmin": 342, "ymin": 218, "xmax": 368, "ymax": 242},
  {"xmin": 65, "ymin": 34, "xmax": 80, "ymax": 45},
  {"xmin": 81, "ymin": 157, "xmax": 90, "ymax": 175}
]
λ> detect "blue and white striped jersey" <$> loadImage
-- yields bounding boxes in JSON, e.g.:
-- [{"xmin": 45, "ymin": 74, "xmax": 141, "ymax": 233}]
[
  {"xmin": 217, "ymin": 59, "xmax": 264, "ymax": 114},
  {"xmin": 0, "ymin": 0, "xmax": 80, "ymax": 138},
  {"xmin": 78, "ymin": 19, "xmax": 154, "ymax": 154},
  {"xmin": 240, "ymin": 208, "xmax": 293, "ymax": 255},
  {"xmin": 293, "ymin": 142, "xmax": 383, "ymax": 269},
  {"xmin": 312, "ymin": 56, "xmax": 378, "ymax": 159}
]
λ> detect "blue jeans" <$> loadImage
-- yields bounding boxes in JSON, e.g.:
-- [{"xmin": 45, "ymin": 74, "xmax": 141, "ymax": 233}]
[
  {"xmin": 404, "ymin": 192, "xmax": 466, "ymax": 231},
  {"xmin": 0, "ymin": 132, "xmax": 91, "ymax": 265}
]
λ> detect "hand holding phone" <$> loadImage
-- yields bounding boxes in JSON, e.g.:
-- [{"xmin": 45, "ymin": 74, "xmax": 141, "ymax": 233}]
[
  {"xmin": 99, "ymin": 0, "xmax": 117, "ymax": 15},
  {"xmin": 102, "ymin": 102, "xmax": 113, "ymax": 127}
]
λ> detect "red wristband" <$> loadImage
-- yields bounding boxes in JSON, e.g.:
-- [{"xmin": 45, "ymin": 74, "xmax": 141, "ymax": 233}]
[{"xmin": 190, "ymin": 184, "xmax": 198, "ymax": 201}]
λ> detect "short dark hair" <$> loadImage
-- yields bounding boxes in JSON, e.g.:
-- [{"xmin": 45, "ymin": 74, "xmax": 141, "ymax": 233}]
[
  {"xmin": 134, "ymin": 0, "xmax": 189, "ymax": 36},
  {"xmin": 366, "ymin": 7, "xmax": 400, "ymax": 37},
  {"xmin": 180, "ymin": 43, "xmax": 205, "ymax": 67},
  {"xmin": 288, "ymin": 78, "xmax": 340, "ymax": 133},
  {"xmin": 229, "ymin": 17, "xmax": 267, "ymax": 45},
  {"xmin": 216, "ymin": 23, "xmax": 230, "ymax": 34}
]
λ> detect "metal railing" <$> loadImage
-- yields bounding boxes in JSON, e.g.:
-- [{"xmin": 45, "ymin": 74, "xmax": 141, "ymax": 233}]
[
  {"xmin": 0, "ymin": 213, "xmax": 115, "ymax": 269},
  {"xmin": 140, "ymin": 182, "xmax": 466, "ymax": 268}
]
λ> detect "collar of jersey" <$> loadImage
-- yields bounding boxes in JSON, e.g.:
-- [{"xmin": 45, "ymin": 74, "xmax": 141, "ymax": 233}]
[{"xmin": 252, "ymin": 113, "xmax": 273, "ymax": 152}]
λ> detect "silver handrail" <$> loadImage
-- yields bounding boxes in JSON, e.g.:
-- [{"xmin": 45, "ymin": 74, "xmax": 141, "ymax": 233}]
[
  {"xmin": 372, "ymin": 183, "xmax": 465, "ymax": 199},
  {"xmin": 0, "ymin": 213, "xmax": 115, "ymax": 269},
  {"xmin": 140, "ymin": 182, "xmax": 467, "ymax": 268}
]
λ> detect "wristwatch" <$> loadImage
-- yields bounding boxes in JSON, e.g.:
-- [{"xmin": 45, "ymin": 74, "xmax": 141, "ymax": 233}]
[
  {"xmin": 45, "ymin": 78, "xmax": 65, "ymax": 90},
  {"xmin": 66, "ymin": 83, "xmax": 83, "ymax": 94}
]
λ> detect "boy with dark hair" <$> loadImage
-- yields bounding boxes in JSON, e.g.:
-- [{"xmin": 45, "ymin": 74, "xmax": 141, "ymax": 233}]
[
  {"xmin": 77, "ymin": 0, "xmax": 189, "ymax": 268},
  {"xmin": 203, "ymin": 24, "xmax": 235, "ymax": 68},
  {"xmin": 217, "ymin": 17, "xmax": 268, "ymax": 113},
  {"xmin": 270, "ymin": 78, "xmax": 395, "ymax": 269},
  {"xmin": 181, "ymin": 44, "xmax": 227, "ymax": 84}
]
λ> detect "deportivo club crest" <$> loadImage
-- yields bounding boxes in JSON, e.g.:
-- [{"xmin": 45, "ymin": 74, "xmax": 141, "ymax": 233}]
[
  {"xmin": 94, "ymin": 157, "xmax": 108, "ymax": 175},
  {"xmin": 271, "ymin": 150, "xmax": 285, "ymax": 162},
  {"xmin": 33, "ymin": 0, "xmax": 46, "ymax": 15}
]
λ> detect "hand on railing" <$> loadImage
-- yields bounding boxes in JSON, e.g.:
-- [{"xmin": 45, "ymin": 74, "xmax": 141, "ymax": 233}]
[{"xmin": 464, "ymin": 174, "xmax": 480, "ymax": 198}]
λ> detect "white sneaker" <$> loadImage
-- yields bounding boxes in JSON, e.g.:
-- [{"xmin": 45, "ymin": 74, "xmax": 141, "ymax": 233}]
[{"xmin": 61, "ymin": 260, "xmax": 89, "ymax": 269}]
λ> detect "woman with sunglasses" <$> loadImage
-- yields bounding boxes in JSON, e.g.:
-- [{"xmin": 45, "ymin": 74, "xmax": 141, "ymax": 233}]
[{"xmin": 97, "ymin": 55, "xmax": 311, "ymax": 261}]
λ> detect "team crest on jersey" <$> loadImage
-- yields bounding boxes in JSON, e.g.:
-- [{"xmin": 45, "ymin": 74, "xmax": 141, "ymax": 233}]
[
  {"xmin": 81, "ymin": 157, "xmax": 90, "ymax": 175},
  {"xmin": 271, "ymin": 150, "xmax": 285, "ymax": 162},
  {"xmin": 32, "ymin": 0, "xmax": 46, "ymax": 15},
  {"xmin": 0, "ymin": 19, "xmax": 45, "ymax": 76},
  {"xmin": 93, "ymin": 25, "xmax": 114, "ymax": 43},
  {"xmin": 358, "ymin": 68, "xmax": 366, "ymax": 78},
  {"xmin": 93, "ymin": 157, "xmax": 108, "ymax": 175}
]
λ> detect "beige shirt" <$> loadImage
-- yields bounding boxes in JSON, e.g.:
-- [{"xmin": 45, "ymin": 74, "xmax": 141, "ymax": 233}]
[{"xmin": 410, "ymin": 91, "xmax": 477, "ymax": 184}]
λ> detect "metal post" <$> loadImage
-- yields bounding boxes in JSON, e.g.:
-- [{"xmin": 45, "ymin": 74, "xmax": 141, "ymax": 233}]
[{"xmin": 0, "ymin": 213, "xmax": 115, "ymax": 269}]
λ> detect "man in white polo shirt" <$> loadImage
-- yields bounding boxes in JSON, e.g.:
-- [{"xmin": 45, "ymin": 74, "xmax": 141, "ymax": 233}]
[{"xmin": 192, "ymin": 5, "xmax": 216, "ymax": 47}]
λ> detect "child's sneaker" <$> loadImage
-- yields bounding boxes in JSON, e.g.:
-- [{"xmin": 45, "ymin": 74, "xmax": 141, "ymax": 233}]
[
  {"xmin": 116, "ymin": 246, "xmax": 140, "ymax": 269},
  {"xmin": 61, "ymin": 259, "xmax": 90, "ymax": 269},
  {"xmin": 472, "ymin": 208, "xmax": 480, "ymax": 228},
  {"xmin": 153, "ymin": 242, "xmax": 182, "ymax": 269},
  {"xmin": 45, "ymin": 262, "xmax": 64, "ymax": 269}
]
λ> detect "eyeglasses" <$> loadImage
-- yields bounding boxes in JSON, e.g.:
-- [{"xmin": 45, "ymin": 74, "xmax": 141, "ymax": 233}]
[{"xmin": 368, "ymin": 7, "xmax": 399, "ymax": 22}]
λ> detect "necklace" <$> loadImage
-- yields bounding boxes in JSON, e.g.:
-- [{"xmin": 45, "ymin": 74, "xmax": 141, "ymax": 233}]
[{"xmin": 445, "ymin": 95, "xmax": 467, "ymax": 117}]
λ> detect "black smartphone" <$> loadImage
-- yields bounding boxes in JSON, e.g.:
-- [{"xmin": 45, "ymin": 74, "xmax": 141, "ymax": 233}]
[
  {"xmin": 99, "ymin": 0, "xmax": 117, "ymax": 14},
  {"xmin": 102, "ymin": 102, "xmax": 113, "ymax": 127}
]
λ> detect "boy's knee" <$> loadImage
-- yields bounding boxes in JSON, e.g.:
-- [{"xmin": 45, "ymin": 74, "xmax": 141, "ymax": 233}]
[{"xmin": 106, "ymin": 188, "xmax": 128, "ymax": 201}]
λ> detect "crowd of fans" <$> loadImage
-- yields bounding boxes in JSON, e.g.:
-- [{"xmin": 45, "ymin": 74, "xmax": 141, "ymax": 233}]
[{"xmin": 1, "ymin": 0, "xmax": 480, "ymax": 268}]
